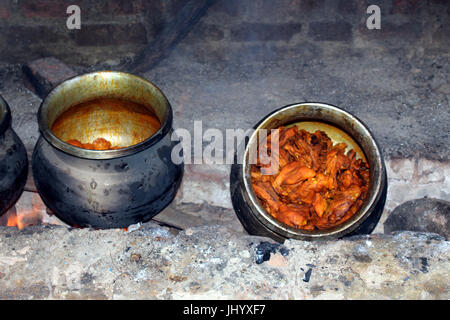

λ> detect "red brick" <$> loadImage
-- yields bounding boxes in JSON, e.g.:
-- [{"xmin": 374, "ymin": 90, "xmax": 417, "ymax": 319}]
[
  {"xmin": 231, "ymin": 23, "xmax": 302, "ymax": 42},
  {"xmin": 337, "ymin": 0, "xmax": 367, "ymax": 14},
  {"xmin": 432, "ymin": 25, "xmax": 450, "ymax": 44},
  {"xmin": 308, "ymin": 21, "xmax": 353, "ymax": 41},
  {"xmin": 21, "ymin": 0, "xmax": 70, "ymax": 18},
  {"xmin": 427, "ymin": 0, "xmax": 450, "ymax": 15},
  {"xmin": 22, "ymin": 57, "xmax": 77, "ymax": 98},
  {"xmin": 217, "ymin": 0, "xmax": 326, "ymax": 19},
  {"xmin": 142, "ymin": 0, "xmax": 164, "ymax": 15},
  {"xmin": 295, "ymin": 0, "xmax": 326, "ymax": 12},
  {"xmin": 102, "ymin": 0, "xmax": 144, "ymax": 15},
  {"xmin": 190, "ymin": 23, "xmax": 224, "ymax": 42},
  {"xmin": 391, "ymin": 0, "xmax": 424, "ymax": 14},
  {"xmin": 428, "ymin": 0, "xmax": 450, "ymax": 4},
  {"xmin": 6, "ymin": 25, "xmax": 59, "ymax": 46},
  {"xmin": 72, "ymin": 23, "xmax": 147, "ymax": 46},
  {"xmin": 162, "ymin": 0, "xmax": 187, "ymax": 17},
  {"xmin": 358, "ymin": 21, "xmax": 422, "ymax": 41},
  {"xmin": 0, "ymin": 2, "xmax": 11, "ymax": 20}
]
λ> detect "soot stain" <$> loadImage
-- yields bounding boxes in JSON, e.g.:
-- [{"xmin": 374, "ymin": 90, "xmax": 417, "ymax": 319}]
[{"xmin": 114, "ymin": 162, "xmax": 129, "ymax": 172}]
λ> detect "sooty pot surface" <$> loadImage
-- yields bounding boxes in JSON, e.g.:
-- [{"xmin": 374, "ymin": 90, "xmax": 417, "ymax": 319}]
[
  {"xmin": 32, "ymin": 71, "xmax": 183, "ymax": 229},
  {"xmin": 0, "ymin": 95, "xmax": 28, "ymax": 216},
  {"xmin": 230, "ymin": 102, "xmax": 387, "ymax": 242}
]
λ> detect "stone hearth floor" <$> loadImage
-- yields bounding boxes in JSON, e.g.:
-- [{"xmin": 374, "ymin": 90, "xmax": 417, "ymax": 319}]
[{"xmin": 0, "ymin": 224, "xmax": 448, "ymax": 299}]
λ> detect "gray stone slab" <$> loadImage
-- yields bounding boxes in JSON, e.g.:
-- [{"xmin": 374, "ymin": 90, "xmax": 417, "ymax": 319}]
[{"xmin": 0, "ymin": 225, "xmax": 448, "ymax": 299}]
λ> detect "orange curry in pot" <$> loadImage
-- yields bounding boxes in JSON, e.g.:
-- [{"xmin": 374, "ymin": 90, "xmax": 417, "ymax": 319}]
[
  {"xmin": 51, "ymin": 98, "xmax": 161, "ymax": 150},
  {"xmin": 251, "ymin": 126, "xmax": 370, "ymax": 231}
]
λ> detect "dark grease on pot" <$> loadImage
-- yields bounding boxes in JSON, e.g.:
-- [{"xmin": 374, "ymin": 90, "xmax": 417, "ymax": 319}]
[
  {"xmin": 32, "ymin": 134, "xmax": 183, "ymax": 228},
  {"xmin": 115, "ymin": 162, "xmax": 129, "ymax": 172},
  {"xmin": 0, "ymin": 95, "xmax": 28, "ymax": 217}
]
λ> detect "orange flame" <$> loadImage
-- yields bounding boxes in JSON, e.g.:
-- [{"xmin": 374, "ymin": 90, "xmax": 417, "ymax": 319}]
[
  {"xmin": 4, "ymin": 193, "xmax": 45, "ymax": 229},
  {"xmin": 6, "ymin": 212, "xmax": 25, "ymax": 229}
]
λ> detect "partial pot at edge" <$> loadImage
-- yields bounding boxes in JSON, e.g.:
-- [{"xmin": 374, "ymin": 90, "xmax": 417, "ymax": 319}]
[
  {"xmin": 0, "ymin": 95, "xmax": 28, "ymax": 216},
  {"xmin": 32, "ymin": 71, "xmax": 183, "ymax": 229},
  {"xmin": 230, "ymin": 102, "xmax": 387, "ymax": 242}
]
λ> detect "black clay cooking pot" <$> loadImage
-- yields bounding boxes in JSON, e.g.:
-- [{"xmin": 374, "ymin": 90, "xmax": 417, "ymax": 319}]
[
  {"xmin": 0, "ymin": 95, "xmax": 28, "ymax": 216},
  {"xmin": 32, "ymin": 71, "xmax": 183, "ymax": 229},
  {"xmin": 230, "ymin": 102, "xmax": 387, "ymax": 242}
]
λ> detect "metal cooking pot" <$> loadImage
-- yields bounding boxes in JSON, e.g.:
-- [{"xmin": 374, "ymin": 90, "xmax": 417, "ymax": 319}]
[
  {"xmin": 0, "ymin": 95, "xmax": 28, "ymax": 216},
  {"xmin": 230, "ymin": 102, "xmax": 387, "ymax": 242},
  {"xmin": 32, "ymin": 71, "xmax": 183, "ymax": 229}
]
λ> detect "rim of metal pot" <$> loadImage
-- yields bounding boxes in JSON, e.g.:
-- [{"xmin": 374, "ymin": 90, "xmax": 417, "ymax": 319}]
[
  {"xmin": 242, "ymin": 102, "xmax": 385, "ymax": 239},
  {"xmin": 0, "ymin": 94, "xmax": 12, "ymax": 135},
  {"xmin": 37, "ymin": 71, "xmax": 173, "ymax": 160}
]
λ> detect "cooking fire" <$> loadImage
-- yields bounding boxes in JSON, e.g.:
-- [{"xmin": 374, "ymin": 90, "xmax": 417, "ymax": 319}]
[{"xmin": 0, "ymin": 192, "xmax": 57, "ymax": 230}]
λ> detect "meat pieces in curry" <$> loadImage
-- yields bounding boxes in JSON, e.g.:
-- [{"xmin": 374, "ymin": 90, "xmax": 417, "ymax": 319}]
[
  {"xmin": 251, "ymin": 126, "xmax": 370, "ymax": 231},
  {"xmin": 66, "ymin": 138, "xmax": 123, "ymax": 150}
]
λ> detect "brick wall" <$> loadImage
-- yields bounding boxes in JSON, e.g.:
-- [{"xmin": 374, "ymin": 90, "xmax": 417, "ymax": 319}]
[
  {"xmin": 0, "ymin": 0, "xmax": 448, "ymax": 66},
  {"xmin": 177, "ymin": 0, "xmax": 449, "ymax": 64},
  {"xmin": 0, "ymin": 0, "xmax": 185, "ymax": 65}
]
